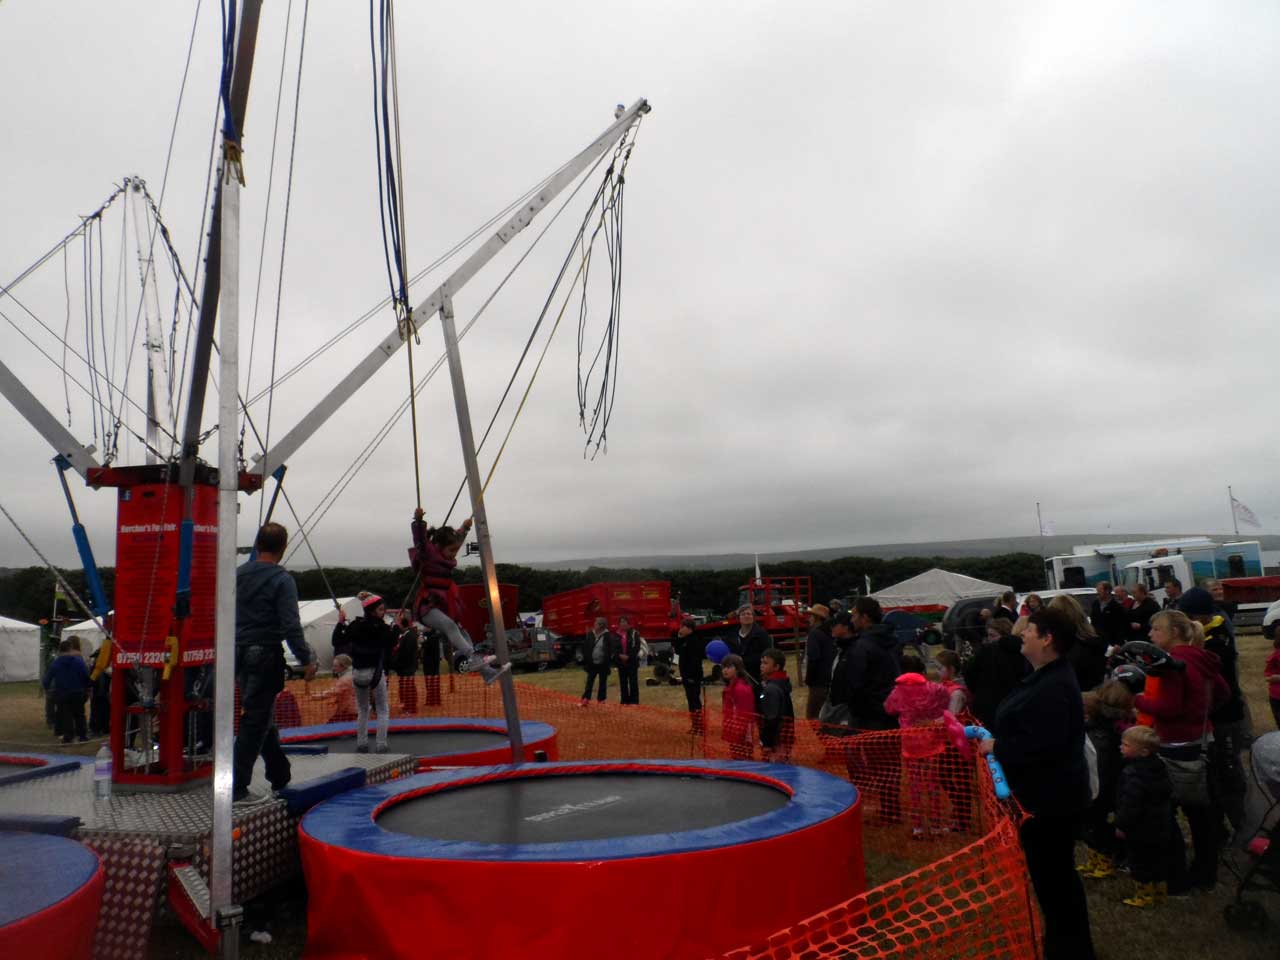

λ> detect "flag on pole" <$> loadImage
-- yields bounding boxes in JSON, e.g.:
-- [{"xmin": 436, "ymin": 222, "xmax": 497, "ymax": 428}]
[
  {"xmin": 754, "ymin": 554, "xmax": 762, "ymax": 585},
  {"xmin": 1039, "ymin": 518, "xmax": 1056, "ymax": 537},
  {"xmin": 1231, "ymin": 496, "xmax": 1261, "ymax": 529}
]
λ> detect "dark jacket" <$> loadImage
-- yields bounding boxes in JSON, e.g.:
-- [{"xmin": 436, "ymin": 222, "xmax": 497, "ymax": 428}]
[
  {"xmin": 729, "ymin": 623, "xmax": 772, "ymax": 685},
  {"xmin": 43, "ymin": 653, "xmax": 91, "ymax": 693},
  {"xmin": 581, "ymin": 630, "xmax": 619, "ymax": 673},
  {"xmin": 235, "ymin": 560, "xmax": 314, "ymax": 665},
  {"xmin": 1128, "ymin": 598, "xmax": 1160, "ymax": 634},
  {"xmin": 963, "ymin": 634, "xmax": 1029, "ymax": 727},
  {"xmin": 331, "ymin": 620, "xmax": 352, "ymax": 659},
  {"xmin": 992, "ymin": 657, "xmax": 1089, "ymax": 817},
  {"xmin": 1090, "ymin": 597, "xmax": 1128, "ymax": 645},
  {"xmin": 1085, "ymin": 700, "xmax": 1129, "ymax": 817},
  {"xmin": 346, "ymin": 614, "xmax": 397, "ymax": 671},
  {"xmin": 758, "ymin": 672, "xmax": 796, "ymax": 749},
  {"xmin": 616, "ymin": 628, "xmax": 643, "ymax": 668},
  {"xmin": 991, "ymin": 605, "xmax": 1018, "ymax": 625},
  {"xmin": 1068, "ymin": 627, "xmax": 1108, "ymax": 693},
  {"xmin": 842, "ymin": 623, "xmax": 899, "ymax": 729},
  {"xmin": 1114, "ymin": 754, "xmax": 1173, "ymax": 850},
  {"xmin": 804, "ymin": 623, "xmax": 835, "ymax": 688},
  {"xmin": 392, "ymin": 625, "xmax": 420, "ymax": 675},
  {"xmin": 672, "ymin": 630, "xmax": 705, "ymax": 681},
  {"xmin": 1201, "ymin": 616, "xmax": 1244, "ymax": 724}
]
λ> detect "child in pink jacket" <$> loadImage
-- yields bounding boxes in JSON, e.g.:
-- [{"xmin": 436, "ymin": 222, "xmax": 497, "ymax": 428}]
[
  {"xmin": 721, "ymin": 654, "xmax": 756, "ymax": 761},
  {"xmin": 884, "ymin": 658, "xmax": 951, "ymax": 837}
]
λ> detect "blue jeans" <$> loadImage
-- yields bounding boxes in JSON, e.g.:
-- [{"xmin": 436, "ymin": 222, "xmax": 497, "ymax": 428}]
[{"xmin": 233, "ymin": 644, "xmax": 291, "ymax": 796}]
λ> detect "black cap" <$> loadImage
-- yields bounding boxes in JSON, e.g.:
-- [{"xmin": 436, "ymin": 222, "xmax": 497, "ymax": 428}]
[{"xmin": 832, "ymin": 611, "xmax": 854, "ymax": 628}]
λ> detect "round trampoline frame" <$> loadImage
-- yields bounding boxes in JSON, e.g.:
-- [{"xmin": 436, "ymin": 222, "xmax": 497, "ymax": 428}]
[
  {"xmin": 0, "ymin": 831, "xmax": 103, "ymax": 960},
  {"xmin": 300, "ymin": 759, "xmax": 863, "ymax": 960},
  {"xmin": 279, "ymin": 717, "xmax": 558, "ymax": 769}
]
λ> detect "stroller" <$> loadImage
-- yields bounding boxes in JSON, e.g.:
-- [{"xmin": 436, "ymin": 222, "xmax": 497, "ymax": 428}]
[{"xmin": 1224, "ymin": 731, "xmax": 1280, "ymax": 932}]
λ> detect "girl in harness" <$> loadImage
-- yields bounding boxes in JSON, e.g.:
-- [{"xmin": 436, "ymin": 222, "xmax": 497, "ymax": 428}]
[{"xmin": 410, "ymin": 508, "xmax": 510, "ymax": 685}]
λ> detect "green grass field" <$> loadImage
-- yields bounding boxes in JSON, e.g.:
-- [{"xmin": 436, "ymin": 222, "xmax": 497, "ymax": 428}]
[{"xmin": 3, "ymin": 633, "xmax": 1277, "ymax": 958}]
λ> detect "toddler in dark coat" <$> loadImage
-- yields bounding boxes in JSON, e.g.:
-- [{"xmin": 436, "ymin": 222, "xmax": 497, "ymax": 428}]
[{"xmin": 1114, "ymin": 725, "xmax": 1176, "ymax": 907}]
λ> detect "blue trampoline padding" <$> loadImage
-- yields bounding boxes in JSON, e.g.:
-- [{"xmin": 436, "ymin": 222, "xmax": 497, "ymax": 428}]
[
  {"xmin": 280, "ymin": 717, "xmax": 555, "ymax": 759},
  {"xmin": 0, "ymin": 831, "xmax": 100, "ymax": 926},
  {"xmin": 0, "ymin": 753, "xmax": 88, "ymax": 787},
  {"xmin": 281, "ymin": 744, "xmax": 330, "ymax": 756},
  {"xmin": 278, "ymin": 767, "xmax": 367, "ymax": 817},
  {"xmin": 0, "ymin": 814, "xmax": 81, "ymax": 837},
  {"xmin": 301, "ymin": 759, "xmax": 857, "ymax": 863}
]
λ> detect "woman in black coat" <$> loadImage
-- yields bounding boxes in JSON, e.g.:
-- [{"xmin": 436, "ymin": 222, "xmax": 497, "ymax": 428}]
[{"xmin": 978, "ymin": 608, "xmax": 1096, "ymax": 960}]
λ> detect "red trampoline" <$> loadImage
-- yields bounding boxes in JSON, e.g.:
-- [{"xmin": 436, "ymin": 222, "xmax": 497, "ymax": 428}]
[
  {"xmin": 300, "ymin": 760, "xmax": 863, "ymax": 959},
  {"xmin": 0, "ymin": 831, "xmax": 104, "ymax": 960},
  {"xmin": 280, "ymin": 717, "xmax": 558, "ymax": 770}
]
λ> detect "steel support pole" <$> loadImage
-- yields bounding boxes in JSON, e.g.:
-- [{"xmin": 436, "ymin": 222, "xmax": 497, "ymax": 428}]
[
  {"xmin": 211, "ymin": 164, "xmax": 241, "ymax": 945},
  {"xmin": 438, "ymin": 293, "xmax": 523, "ymax": 758},
  {"xmin": 179, "ymin": 0, "xmax": 263, "ymax": 490}
]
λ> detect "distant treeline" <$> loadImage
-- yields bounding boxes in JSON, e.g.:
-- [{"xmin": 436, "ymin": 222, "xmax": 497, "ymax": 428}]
[{"xmin": 0, "ymin": 553, "xmax": 1046, "ymax": 624}]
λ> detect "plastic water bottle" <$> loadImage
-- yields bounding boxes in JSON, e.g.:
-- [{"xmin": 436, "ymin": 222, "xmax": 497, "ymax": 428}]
[{"xmin": 94, "ymin": 744, "xmax": 112, "ymax": 800}]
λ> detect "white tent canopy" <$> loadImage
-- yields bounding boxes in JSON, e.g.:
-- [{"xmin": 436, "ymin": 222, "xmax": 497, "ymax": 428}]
[
  {"xmin": 61, "ymin": 596, "xmax": 364, "ymax": 671},
  {"xmin": 63, "ymin": 614, "xmax": 109, "ymax": 651},
  {"xmin": 0, "ymin": 615, "xmax": 42, "ymax": 682},
  {"xmin": 299, "ymin": 597, "xmax": 362, "ymax": 671},
  {"xmin": 871, "ymin": 568, "xmax": 1011, "ymax": 609}
]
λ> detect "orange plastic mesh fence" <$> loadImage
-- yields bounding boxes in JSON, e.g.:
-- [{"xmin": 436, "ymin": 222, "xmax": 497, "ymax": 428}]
[{"xmin": 241, "ymin": 675, "xmax": 1040, "ymax": 959}]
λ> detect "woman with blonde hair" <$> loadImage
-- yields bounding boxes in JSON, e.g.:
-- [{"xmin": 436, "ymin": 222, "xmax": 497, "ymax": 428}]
[
  {"xmin": 1132, "ymin": 608, "xmax": 1229, "ymax": 891},
  {"xmin": 1049, "ymin": 594, "xmax": 1104, "ymax": 690}
]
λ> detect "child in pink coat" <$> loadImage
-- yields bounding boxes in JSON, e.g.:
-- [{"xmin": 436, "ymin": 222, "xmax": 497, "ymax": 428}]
[{"xmin": 884, "ymin": 657, "xmax": 951, "ymax": 837}]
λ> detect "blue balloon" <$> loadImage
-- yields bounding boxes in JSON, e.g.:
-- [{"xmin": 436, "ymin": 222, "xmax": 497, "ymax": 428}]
[{"xmin": 705, "ymin": 639, "xmax": 730, "ymax": 664}]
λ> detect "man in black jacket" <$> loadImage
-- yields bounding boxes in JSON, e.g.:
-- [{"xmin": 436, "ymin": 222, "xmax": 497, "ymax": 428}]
[
  {"xmin": 580, "ymin": 617, "xmax": 618, "ymax": 704},
  {"xmin": 843, "ymin": 598, "xmax": 899, "ymax": 731},
  {"xmin": 672, "ymin": 619, "xmax": 705, "ymax": 730},
  {"xmin": 803, "ymin": 604, "xmax": 834, "ymax": 720},
  {"xmin": 729, "ymin": 605, "xmax": 772, "ymax": 690},
  {"xmin": 616, "ymin": 615, "xmax": 643, "ymax": 706},
  {"xmin": 1089, "ymin": 582, "xmax": 1128, "ymax": 647},
  {"xmin": 992, "ymin": 592, "xmax": 1019, "ymax": 624}
]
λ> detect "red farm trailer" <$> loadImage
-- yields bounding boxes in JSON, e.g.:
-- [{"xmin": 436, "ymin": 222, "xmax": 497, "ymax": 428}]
[{"xmin": 541, "ymin": 581, "xmax": 683, "ymax": 658}]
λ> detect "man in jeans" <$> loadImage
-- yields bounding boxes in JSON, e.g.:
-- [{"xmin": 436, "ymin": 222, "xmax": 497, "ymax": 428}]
[
  {"xmin": 580, "ymin": 616, "xmax": 617, "ymax": 704},
  {"xmin": 233, "ymin": 523, "xmax": 316, "ymax": 803}
]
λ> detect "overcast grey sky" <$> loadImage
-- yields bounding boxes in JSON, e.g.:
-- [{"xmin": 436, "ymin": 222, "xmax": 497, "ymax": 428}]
[{"xmin": 1, "ymin": 0, "xmax": 1277, "ymax": 569}]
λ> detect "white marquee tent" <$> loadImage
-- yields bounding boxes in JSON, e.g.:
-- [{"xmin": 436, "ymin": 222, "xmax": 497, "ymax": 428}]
[
  {"xmin": 0, "ymin": 615, "xmax": 42, "ymax": 682},
  {"xmin": 61, "ymin": 596, "xmax": 364, "ymax": 672},
  {"xmin": 870, "ymin": 568, "xmax": 1011, "ymax": 609}
]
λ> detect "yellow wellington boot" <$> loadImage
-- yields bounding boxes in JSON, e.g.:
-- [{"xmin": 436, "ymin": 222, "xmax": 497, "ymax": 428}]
[
  {"xmin": 1083, "ymin": 852, "xmax": 1116, "ymax": 879},
  {"xmin": 1076, "ymin": 849, "xmax": 1101, "ymax": 874},
  {"xmin": 1123, "ymin": 882, "xmax": 1156, "ymax": 908}
]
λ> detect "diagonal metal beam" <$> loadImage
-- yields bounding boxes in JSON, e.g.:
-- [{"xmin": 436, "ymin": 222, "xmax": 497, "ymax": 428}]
[{"xmin": 253, "ymin": 98, "xmax": 650, "ymax": 477}]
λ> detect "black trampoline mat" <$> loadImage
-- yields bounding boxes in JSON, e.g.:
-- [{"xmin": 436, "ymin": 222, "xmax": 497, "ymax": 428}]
[
  {"xmin": 376, "ymin": 773, "xmax": 789, "ymax": 843},
  {"xmin": 321, "ymin": 729, "xmax": 510, "ymax": 757}
]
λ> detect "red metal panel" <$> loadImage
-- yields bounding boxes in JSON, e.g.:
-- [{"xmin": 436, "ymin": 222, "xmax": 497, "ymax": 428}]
[
  {"xmin": 112, "ymin": 482, "xmax": 218, "ymax": 667},
  {"xmin": 541, "ymin": 581, "xmax": 680, "ymax": 641},
  {"xmin": 455, "ymin": 583, "xmax": 519, "ymax": 647}
]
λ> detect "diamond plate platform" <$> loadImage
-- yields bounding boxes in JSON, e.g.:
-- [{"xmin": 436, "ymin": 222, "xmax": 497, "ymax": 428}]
[{"xmin": 0, "ymin": 751, "xmax": 413, "ymax": 960}]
